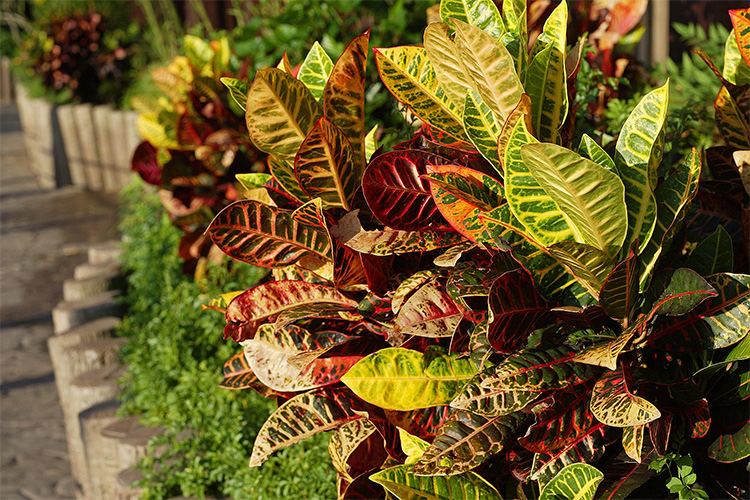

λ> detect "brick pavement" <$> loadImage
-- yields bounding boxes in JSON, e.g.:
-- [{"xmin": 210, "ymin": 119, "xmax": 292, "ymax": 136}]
[{"xmin": 0, "ymin": 104, "xmax": 121, "ymax": 499}]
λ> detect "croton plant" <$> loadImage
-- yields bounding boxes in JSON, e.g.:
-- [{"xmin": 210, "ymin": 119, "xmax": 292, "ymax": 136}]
[
  {"xmin": 131, "ymin": 35, "xmax": 264, "ymax": 271},
  {"xmin": 205, "ymin": 1, "xmax": 750, "ymax": 499}
]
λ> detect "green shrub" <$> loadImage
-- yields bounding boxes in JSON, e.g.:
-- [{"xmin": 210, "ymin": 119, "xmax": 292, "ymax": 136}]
[{"xmin": 116, "ymin": 178, "xmax": 336, "ymax": 499}]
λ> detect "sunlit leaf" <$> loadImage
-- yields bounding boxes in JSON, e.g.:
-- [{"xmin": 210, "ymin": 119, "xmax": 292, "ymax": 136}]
[
  {"xmin": 439, "ymin": 0, "xmax": 504, "ymax": 39},
  {"xmin": 341, "ymin": 347, "xmax": 478, "ymax": 411},
  {"xmin": 209, "ymin": 200, "xmax": 331, "ymax": 270},
  {"xmin": 451, "ymin": 370, "xmax": 539, "ymax": 417},
  {"xmin": 497, "ymin": 94, "xmax": 533, "ymax": 172},
  {"xmin": 219, "ymin": 351, "xmax": 261, "ymax": 390},
  {"xmin": 648, "ymin": 273, "xmax": 750, "ymax": 351},
  {"xmin": 424, "ymin": 22, "xmax": 473, "ymax": 111},
  {"xmin": 400, "ymin": 428, "xmax": 431, "ymax": 465},
  {"xmin": 521, "ymin": 143, "xmax": 627, "ymax": 259},
  {"xmin": 590, "ymin": 367, "xmax": 661, "ymax": 427},
  {"xmin": 572, "ymin": 329, "xmax": 634, "ymax": 371},
  {"xmin": 539, "ymin": 463, "xmax": 603, "ymax": 500},
  {"xmin": 246, "ymin": 68, "xmax": 322, "ymax": 164},
  {"xmin": 298, "ymin": 41, "xmax": 334, "ymax": 101},
  {"xmin": 329, "ymin": 419, "xmax": 380, "ymax": 482},
  {"xmin": 547, "ymin": 242, "xmax": 615, "ymax": 299},
  {"xmin": 374, "ymin": 46, "xmax": 467, "ymax": 140},
  {"xmin": 578, "ymin": 135, "xmax": 615, "ymax": 171},
  {"xmin": 729, "ymin": 9, "xmax": 750, "ymax": 66},
  {"xmin": 529, "ymin": 424, "xmax": 606, "ymax": 484},
  {"xmin": 452, "ymin": 19, "xmax": 524, "ymax": 125},
  {"xmin": 622, "ymin": 424, "xmax": 645, "ymax": 463},
  {"xmin": 370, "ymin": 464, "xmax": 503, "ymax": 500},
  {"xmin": 220, "ymin": 77, "xmax": 249, "ymax": 111},
  {"xmin": 463, "ymin": 91, "xmax": 502, "ymax": 173},
  {"xmin": 396, "ymin": 281, "xmax": 464, "ymax": 338},
  {"xmin": 295, "ymin": 117, "xmax": 357, "ymax": 210},
  {"xmin": 223, "ymin": 280, "xmax": 357, "ymax": 342},
  {"xmin": 614, "ymin": 83, "xmax": 668, "ymax": 253},
  {"xmin": 249, "ymin": 387, "xmax": 361, "ymax": 467},
  {"xmin": 638, "ymin": 148, "xmax": 701, "ymax": 290},
  {"xmin": 324, "ymin": 32, "xmax": 369, "ymax": 173}
]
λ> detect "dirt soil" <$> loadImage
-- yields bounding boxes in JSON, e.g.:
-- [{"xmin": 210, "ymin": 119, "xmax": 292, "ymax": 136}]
[{"xmin": 0, "ymin": 104, "xmax": 121, "ymax": 499}]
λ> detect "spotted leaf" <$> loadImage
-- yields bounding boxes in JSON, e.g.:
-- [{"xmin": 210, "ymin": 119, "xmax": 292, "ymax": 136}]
[
  {"xmin": 539, "ymin": 463, "xmax": 603, "ymax": 500},
  {"xmin": 439, "ymin": 0, "xmax": 505, "ymax": 39},
  {"xmin": 298, "ymin": 41, "xmax": 333, "ymax": 101},
  {"xmin": 249, "ymin": 387, "xmax": 361, "ymax": 467},
  {"xmin": 589, "ymin": 367, "xmax": 661, "ymax": 428},
  {"xmin": 370, "ymin": 464, "xmax": 503, "ymax": 500},
  {"xmin": 395, "ymin": 281, "xmax": 464, "ymax": 338}
]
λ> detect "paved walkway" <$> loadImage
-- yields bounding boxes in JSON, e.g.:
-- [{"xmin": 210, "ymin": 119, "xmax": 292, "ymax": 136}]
[{"xmin": 0, "ymin": 104, "xmax": 121, "ymax": 499}]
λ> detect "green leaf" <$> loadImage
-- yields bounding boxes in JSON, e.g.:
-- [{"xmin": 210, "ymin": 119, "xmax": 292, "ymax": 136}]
[
  {"xmin": 723, "ymin": 29, "xmax": 750, "ymax": 86},
  {"xmin": 323, "ymin": 32, "xmax": 369, "ymax": 174},
  {"xmin": 411, "ymin": 410, "xmax": 529, "ymax": 476},
  {"xmin": 525, "ymin": 44, "xmax": 567, "ymax": 144},
  {"xmin": 590, "ymin": 367, "xmax": 661, "ymax": 428},
  {"xmin": 374, "ymin": 46, "xmax": 467, "ymax": 140},
  {"xmin": 208, "ymin": 200, "xmax": 331, "ymax": 269},
  {"xmin": 547, "ymin": 242, "xmax": 615, "ymax": 299},
  {"xmin": 294, "ymin": 117, "xmax": 357, "ymax": 210},
  {"xmin": 649, "ymin": 273, "xmax": 750, "ymax": 351},
  {"xmin": 646, "ymin": 268, "xmax": 717, "ymax": 319},
  {"xmin": 249, "ymin": 387, "xmax": 361, "ymax": 467},
  {"xmin": 687, "ymin": 225, "xmax": 734, "ymax": 276},
  {"xmin": 572, "ymin": 329, "xmax": 635, "ymax": 371},
  {"xmin": 483, "ymin": 346, "xmax": 598, "ymax": 392},
  {"xmin": 341, "ymin": 347, "xmax": 478, "ymax": 411},
  {"xmin": 464, "ymin": 91, "xmax": 502, "ymax": 173},
  {"xmin": 497, "ymin": 94, "xmax": 533, "ymax": 171},
  {"xmin": 599, "ymin": 243, "xmax": 641, "ymax": 320},
  {"xmin": 246, "ymin": 68, "xmax": 323, "ymax": 165},
  {"xmin": 708, "ymin": 422, "xmax": 750, "ymax": 463},
  {"xmin": 529, "ymin": 424, "xmax": 606, "ymax": 484},
  {"xmin": 331, "ymin": 210, "xmax": 466, "ymax": 256},
  {"xmin": 622, "ymin": 424, "xmax": 646, "ymax": 463},
  {"xmin": 424, "ymin": 22, "xmax": 474, "ymax": 112},
  {"xmin": 297, "ymin": 41, "xmax": 333, "ymax": 101},
  {"xmin": 220, "ymin": 77, "xmax": 249, "ymax": 111},
  {"xmin": 236, "ymin": 173, "xmax": 272, "ymax": 191},
  {"xmin": 439, "ymin": 0, "xmax": 505, "ymax": 39},
  {"xmin": 365, "ymin": 124, "xmax": 379, "ymax": 162},
  {"xmin": 267, "ymin": 155, "xmax": 309, "ymax": 202},
  {"xmin": 521, "ymin": 143, "xmax": 627, "ymax": 259},
  {"xmin": 504, "ymin": 120, "xmax": 575, "ymax": 247},
  {"xmin": 400, "ymin": 428, "xmax": 432, "ymax": 465},
  {"xmin": 452, "ymin": 19, "xmax": 524, "ymax": 125},
  {"xmin": 539, "ymin": 463, "xmax": 603, "ymax": 500},
  {"xmin": 451, "ymin": 369, "xmax": 539, "ymax": 417},
  {"xmin": 638, "ymin": 148, "xmax": 701, "ymax": 290},
  {"xmin": 614, "ymin": 82, "xmax": 669, "ymax": 254},
  {"xmin": 578, "ymin": 135, "xmax": 615, "ymax": 171},
  {"xmin": 370, "ymin": 464, "xmax": 503, "ymax": 500}
]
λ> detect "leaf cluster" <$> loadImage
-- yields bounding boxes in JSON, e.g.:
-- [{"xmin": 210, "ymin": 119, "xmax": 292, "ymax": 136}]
[
  {"xmin": 116, "ymin": 179, "xmax": 336, "ymax": 499},
  {"xmin": 199, "ymin": 2, "xmax": 749, "ymax": 500}
]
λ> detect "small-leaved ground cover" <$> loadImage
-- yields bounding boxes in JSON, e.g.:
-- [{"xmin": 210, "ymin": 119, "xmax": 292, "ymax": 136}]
[{"xmin": 116, "ymin": 178, "xmax": 337, "ymax": 499}]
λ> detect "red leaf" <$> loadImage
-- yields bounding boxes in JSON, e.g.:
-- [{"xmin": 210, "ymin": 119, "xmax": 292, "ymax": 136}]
[
  {"xmin": 131, "ymin": 141, "xmax": 162, "ymax": 185},
  {"xmin": 362, "ymin": 150, "xmax": 453, "ymax": 231}
]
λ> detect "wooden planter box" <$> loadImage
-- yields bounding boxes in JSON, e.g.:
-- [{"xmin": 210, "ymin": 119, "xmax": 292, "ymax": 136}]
[{"xmin": 15, "ymin": 84, "xmax": 140, "ymax": 192}]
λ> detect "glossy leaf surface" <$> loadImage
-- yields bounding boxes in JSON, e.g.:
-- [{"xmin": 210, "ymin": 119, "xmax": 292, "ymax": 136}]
[
  {"xmin": 297, "ymin": 41, "xmax": 333, "ymax": 101},
  {"xmin": 370, "ymin": 465, "xmax": 503, "ymax": 500},
  {"xmin": 323, "ymin": 32, "xmax": 368, "ymax": 172},
  {"xmin": 646, "ymin": 268, "xmax": 717, "ymax": 318},
  {"xmin": 599, "ymin": 244, "xmax": 640, "ymax": 320},
  {"xmin": 424, "ymin": 22, "xmax": 473, "ymax": 112},
  {"xmin": 246, "ymin": 68, "xmax": 322, "ymax": 165},
  {"xmin": 363, "ymin": 151, "xmax": 451, "ymax": 231},
  {"xmin": 374, "ymin": 46, "xmax": 466, "ymax": 140},
  {"xmin": 395, "ymin": 281, "xmax": 463, "ymax": 338},
  {"xmin": 520, "ymin": 143, "xmax": 627, "ymax": 259},
  {"xmin": 649, "ymin": 273, "xmax": 750, "ymax": 351},
  {"xmin": 547, "ymin": 242, "xmax": 615, "ymax": 299},
  {"xmin": 578, "ymin": 135, "xmax": 615, "ymax": 171},
  {"xmin": 295, "ymin": 117, "xmax": 357, "ymax": 209},
  {"xmin": 539, "ymin": 463, "xmax": 603, "ymax": 500},
  {"xmin": 439, "ymin": 0, "xmax": 504, "ymax": 39},
  {"xmin": 614, "ymin": 83, "xmax": 668, "ymax": 253},
  {"xmin": 463, "ymin": 91, "xmax": 502, "ymax": 172},
  {"xmin": 452, "ymin": 19, "xmax": 523, "ymax": 125},
  {"xmin": 708, "ymin": 421, "xmax": 750, "ymax": 462},
  {"xmin": 341, "ymin": 347, "xmax": 478, "ymax": 411}
]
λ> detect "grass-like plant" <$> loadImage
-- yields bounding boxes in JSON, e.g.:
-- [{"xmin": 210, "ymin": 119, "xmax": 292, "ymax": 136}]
[{"xmin": 202, "ymin": 1, "xmax": 749, "ymax": 498}]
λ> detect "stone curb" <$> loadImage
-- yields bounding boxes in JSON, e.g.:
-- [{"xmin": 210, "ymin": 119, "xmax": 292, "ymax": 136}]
[{"xmin": 50, "ymin": 239, "xmax": 166, "ymax": 500}]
